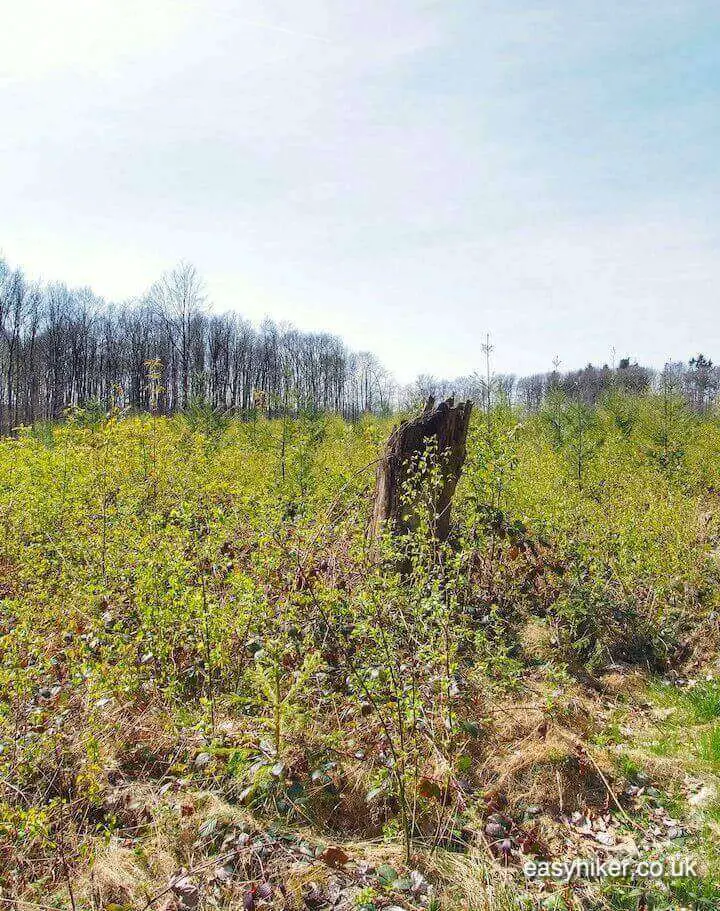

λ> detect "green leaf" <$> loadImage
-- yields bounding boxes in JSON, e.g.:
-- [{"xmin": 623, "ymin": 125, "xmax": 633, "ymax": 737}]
[
  {"xmin": 376, "ymin": 864, "xmax": 398, "ymax": 887},
  {"xmin": 391, "ymin": 876, "xmax": 413, "ymax": 891}
]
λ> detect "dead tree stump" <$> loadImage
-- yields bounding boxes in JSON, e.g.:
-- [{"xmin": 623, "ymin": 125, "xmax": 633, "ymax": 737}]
[{"xmin": 369, "ymin": 396, "xmax": 472, "ymax": 546}]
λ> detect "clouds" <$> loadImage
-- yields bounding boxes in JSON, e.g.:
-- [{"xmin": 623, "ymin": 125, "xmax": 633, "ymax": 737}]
[
  {"xmin": 0, "ymin": 0, "xmax": 198, "ymax": 81},
  {"xmin": 1, "ymin": 1, "xmax": 719, "ymax": 380}
]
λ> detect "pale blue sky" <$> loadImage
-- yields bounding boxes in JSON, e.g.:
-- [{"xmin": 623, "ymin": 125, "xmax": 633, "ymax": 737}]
[{"xmin": 2, "ymin": 1, "xmax": 719, "ymax": 380}]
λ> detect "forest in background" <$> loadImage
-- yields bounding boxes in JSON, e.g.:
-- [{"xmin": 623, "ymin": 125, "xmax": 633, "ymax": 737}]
[{"xmin": 1, "ymin": 257, "xmax": 718, "ymax": 431}]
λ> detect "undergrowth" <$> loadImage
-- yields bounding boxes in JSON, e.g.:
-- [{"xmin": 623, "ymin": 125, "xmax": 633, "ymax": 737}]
[{"xmin": 1, "ymin": 391, "xmax": 720, "ymax": 908}]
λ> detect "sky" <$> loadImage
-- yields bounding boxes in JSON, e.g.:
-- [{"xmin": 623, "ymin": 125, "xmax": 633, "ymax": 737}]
[{"xmin": 1, "ymin": 1, "xmax": 719, "ymax": 382}]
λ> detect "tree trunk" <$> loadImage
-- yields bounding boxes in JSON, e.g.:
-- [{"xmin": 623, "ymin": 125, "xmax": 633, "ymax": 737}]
[{"xmin": 370, "ymin": 396, "xmax": 472, "ymax": 545}]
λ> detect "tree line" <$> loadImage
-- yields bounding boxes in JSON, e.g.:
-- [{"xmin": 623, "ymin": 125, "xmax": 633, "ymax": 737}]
[
  {"xmin": 0, "ymin": 259, "xmax": 394, "ymax": 431},
  {"xmin": 408, "ymin": 356, "xmax": 719, "ymax": 414},
  {"xmin": 1, "ymin": 255, "xmax": 717, "ymax": 431}
]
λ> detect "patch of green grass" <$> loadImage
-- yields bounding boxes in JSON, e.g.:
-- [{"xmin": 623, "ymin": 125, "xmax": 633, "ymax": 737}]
[
  {"xmin": 685, "ymin": 682, "xmax": 720, "ymax": 723},
  {"xmin": 669, "ymin": 874, "xmax": 720, "ymax": 910},
  {"xmin": 591, "ymin": 709, "xmax": 629, "ymax": 748},
  {"xmin": 702, "ymin": 798, "xmax": 720, "ymax": 824},
  {"xmin": 647, "ymin": 728, "xmax": 684, "ymax": 759},
  {"xmin": 613, "ymin": 752, "xmax": 642, "ymax": 780},
  {"xmin": 652, "ymin": 680, "xmax": 720, "ymax": 725},
  {"xmin": 600, "ymin": 877, "xmax": 720, "ymax": 911},
  {"xmin": 699, "ymin": 724, "xmax": 720, "ymax": 771}
]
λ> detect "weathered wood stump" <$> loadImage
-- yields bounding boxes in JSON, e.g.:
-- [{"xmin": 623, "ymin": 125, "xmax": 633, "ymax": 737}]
[{"xmin": 369, "ymin": 396, "xmax": 472, "ymax": 546}]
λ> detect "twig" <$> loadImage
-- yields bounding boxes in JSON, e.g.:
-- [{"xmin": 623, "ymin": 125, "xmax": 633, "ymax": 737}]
[{"xmin": 577, "ymin": 743, "xmax": 643, "ymax": 832}]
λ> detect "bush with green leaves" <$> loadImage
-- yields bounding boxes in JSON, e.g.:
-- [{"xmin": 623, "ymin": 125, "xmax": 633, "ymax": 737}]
[{"xmin": 2, "ymin": 394, "xmax": 720, "ymax": 904}]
